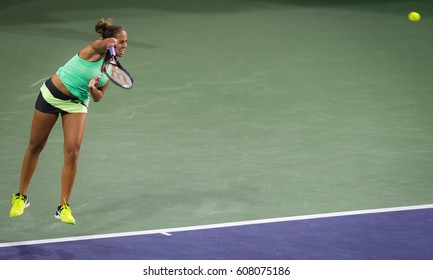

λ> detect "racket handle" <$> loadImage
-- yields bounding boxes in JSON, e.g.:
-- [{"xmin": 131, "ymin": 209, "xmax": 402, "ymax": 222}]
[{"xmin": 108, "ymin": 46, "xmax": 116, "ymax": 57}]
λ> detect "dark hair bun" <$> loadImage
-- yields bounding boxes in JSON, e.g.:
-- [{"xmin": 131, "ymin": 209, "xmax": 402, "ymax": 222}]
[{"xmin": 95, "ymin": 18, "xmax": 113, "ymax": 36}]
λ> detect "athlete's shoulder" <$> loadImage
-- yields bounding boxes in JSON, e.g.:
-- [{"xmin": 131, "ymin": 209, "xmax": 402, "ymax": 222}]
[{"xmin": 78, "ymin": 42, "xmax": 105, "ymax": 62}]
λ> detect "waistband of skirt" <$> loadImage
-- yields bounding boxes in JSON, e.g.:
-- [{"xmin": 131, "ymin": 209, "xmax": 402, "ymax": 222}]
[{"xmin": 44, "ymin": 77, "xmax": 78, "ymax": 101}]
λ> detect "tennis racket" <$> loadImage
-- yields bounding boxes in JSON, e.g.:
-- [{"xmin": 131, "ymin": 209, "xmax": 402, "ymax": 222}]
[{"xmin": 101, "ymin": 46, "xmax": 134, "ymax": 89}]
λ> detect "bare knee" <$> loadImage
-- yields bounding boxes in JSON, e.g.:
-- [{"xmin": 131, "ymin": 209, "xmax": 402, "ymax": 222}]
[
  {"xmin": 27, "ymin": 140, "xmax": 47, "ymax": 155},
  {"xmin": 64, "ymin": 143, "xmax": 81, "ymax": 164}
]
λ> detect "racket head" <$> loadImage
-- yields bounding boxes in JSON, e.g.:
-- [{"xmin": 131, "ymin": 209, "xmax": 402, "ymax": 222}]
[{"xmin": 104, "ymin": 60, "xmax": 134, "ymax": 89}]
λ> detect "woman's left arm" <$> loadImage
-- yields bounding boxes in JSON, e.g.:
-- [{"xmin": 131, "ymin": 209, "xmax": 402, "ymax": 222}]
[{"xmin": 88, "ymin": 77, "xmax": 110, "ymax": 102}]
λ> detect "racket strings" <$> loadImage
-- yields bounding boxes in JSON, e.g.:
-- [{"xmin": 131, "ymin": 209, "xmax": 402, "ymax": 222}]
[
  {"xmin": 107, "ymin": 62, "xmax": 133, "ymax": 88},
  {"xmin": 111, "ymin": 68, "xmax": 133, "ymax": 87},
  {"xmin": 101, "ymin": 54, "xmax": 133, "ymax": 89}
]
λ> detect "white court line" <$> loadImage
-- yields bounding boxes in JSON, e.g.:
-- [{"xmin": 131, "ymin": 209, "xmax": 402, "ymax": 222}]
[
  {"xmin": 29, "ymin": 76, "xmax": 50, "ymax": 87},
  {"xmin": 1, "ymin": 204, "xmax": 432, "ymax": 248}
]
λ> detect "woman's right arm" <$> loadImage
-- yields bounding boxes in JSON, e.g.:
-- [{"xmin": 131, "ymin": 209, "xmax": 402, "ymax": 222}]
[{"xmin": 79, "ymin": 38, "xmax": 118, "ymax": 61}]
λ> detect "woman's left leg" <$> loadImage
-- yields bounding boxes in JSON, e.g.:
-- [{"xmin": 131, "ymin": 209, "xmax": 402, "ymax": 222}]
[{"xmin": 60, "ymin": 112, "xmax": 87, "ymax": 205}]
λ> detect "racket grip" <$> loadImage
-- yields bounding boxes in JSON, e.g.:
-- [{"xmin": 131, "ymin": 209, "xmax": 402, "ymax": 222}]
[{"xmin": 108, "ymin": 46, "xmax": 116, "ymax": 57}]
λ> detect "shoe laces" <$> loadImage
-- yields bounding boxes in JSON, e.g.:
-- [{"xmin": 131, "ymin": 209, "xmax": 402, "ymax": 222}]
[
  {"xmin": 12, "ymin": 194, "xmax": 26, "ymax": 205},
  {"xmin": 59, "ymin": 201, "xmax": 72, "ymax": 214}
]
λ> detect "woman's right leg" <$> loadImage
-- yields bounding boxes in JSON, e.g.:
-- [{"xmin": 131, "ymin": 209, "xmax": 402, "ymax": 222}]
[
  {"xmin": 9, "ymin": 110, "xmax": 58, "ymax": 217},
  {"xmin": 18, "ymin": 109, "xmax": 59, "ymax": 195},
  {"xmin": 10, "ymin": 109, "xmax": 59, "ymax": 217}
]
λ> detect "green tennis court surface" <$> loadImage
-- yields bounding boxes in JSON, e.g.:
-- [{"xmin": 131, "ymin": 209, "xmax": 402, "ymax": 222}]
[{"xmin": 1, "ymin": 0, "xmax": 432, "ymax": 244}]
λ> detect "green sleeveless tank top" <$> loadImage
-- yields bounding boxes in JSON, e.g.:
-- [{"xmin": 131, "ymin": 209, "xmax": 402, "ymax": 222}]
[{"xmin": 56, "ymin": 54, "xmax": 109, "ymax": 101}]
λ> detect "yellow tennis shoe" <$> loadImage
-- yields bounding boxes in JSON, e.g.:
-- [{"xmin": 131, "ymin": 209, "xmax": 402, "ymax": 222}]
[
  {"xmin": 55, "ymin": 203, "xmax": 76, "ymax": 225},
  {"xmin": 10, "ymin": 193, "xmax": 30, "ymax": 217}
]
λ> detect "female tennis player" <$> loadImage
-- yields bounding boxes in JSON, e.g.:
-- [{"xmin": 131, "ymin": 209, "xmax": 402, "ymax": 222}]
[{"xmin": 9, "ymin": 18, "xmax": 128, "ymax": 224}]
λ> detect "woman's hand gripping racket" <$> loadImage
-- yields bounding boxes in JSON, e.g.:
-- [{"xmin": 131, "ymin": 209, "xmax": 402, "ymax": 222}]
[{"xmin": 102, "ymin": 46, "xmax": 134, "ymax": 89}]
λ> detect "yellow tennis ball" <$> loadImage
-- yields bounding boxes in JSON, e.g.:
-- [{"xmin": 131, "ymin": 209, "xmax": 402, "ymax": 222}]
[{"xmin": 408, "ymin": 12, "xmax": 421, "ymax": 21}]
